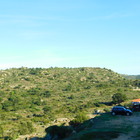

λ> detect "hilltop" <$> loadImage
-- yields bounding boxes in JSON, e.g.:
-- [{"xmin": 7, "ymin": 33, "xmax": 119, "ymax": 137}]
[{"xmin": 0, "ymin": 67, "xmax": 139, "ymax": 139}]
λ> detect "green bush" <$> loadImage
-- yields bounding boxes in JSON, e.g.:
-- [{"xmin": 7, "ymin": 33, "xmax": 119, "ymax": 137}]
[
  {"xmin": 8, "ymin": 129, "xmax": 19, "ymax": 140},
  {"xmin": 43, "ymin": 105, "xmax": 51, "ymax": 114},
  {"xmin": 41, "ymin": 91, "xmax": 51, "ymax": 98},
  {"xmin": 112, "ymin": 93, "xmax": 127, "ymax": 104},
  {"xmin": 45, "ymin": 125, "xmax": 73, "ymax": 139},
  {"xmin": 69, "ymin": 112, "xmax": 89, "ymax": 126},
  {"xmin": 19, "ymin": 121, "xmax": 35, "ymax": 135},
  {"xmin": 0, "ymin": 126, "xmax": 4, "ymax": 137},
  {"xmin": 103, "ymin": 108, "xmax": 111, "ymax": 113}
]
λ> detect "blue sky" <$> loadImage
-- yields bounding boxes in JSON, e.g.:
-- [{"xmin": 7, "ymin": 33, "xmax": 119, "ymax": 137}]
[{"xmin": 0, "ymin": 0, "xmax": 140, "ymax": 74}]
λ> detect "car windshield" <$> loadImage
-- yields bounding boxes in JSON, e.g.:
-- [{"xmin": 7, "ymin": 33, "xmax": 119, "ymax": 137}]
[{"xmin": 113, "ymin": 107, "xmax": 127, "ymax": 110}]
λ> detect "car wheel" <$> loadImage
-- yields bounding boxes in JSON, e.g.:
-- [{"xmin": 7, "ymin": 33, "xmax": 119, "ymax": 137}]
[
  {"xmin": 112, "ymin": 112, "xmax": 116, "ymax": 115},
  {"xmin": 126, "ymin": 112, "xmax": 130, "ymax": 116}
]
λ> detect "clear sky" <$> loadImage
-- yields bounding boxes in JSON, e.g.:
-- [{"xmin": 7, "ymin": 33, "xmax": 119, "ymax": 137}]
[{"xmin": 0, "ymin": 0, "xmax": 140, "ymax": 74}]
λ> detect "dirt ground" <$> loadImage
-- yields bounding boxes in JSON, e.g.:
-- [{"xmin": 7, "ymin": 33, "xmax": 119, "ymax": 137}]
[
  {"xmin": 86, "ymin": 112, "xmax": 140, "ymax": 140},
  {"xmin": 110, "ymin": 112, "xmax": 140, "ymax": 140}
]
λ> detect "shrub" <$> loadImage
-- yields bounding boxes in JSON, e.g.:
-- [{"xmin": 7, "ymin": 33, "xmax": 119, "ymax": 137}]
[
  {"xmin": 112, "ymin": 93, "xmax": 127, "ymax": 104},
  {"xmin": 103, "ymin": 108, "xmax": 111, "ymax": 113},
  {"xmin": 8, "ymin": 129, "xmax": 19, "ymax": 140},
  {"xmin": 41, "ymin": 90, "xmax": 51, "ymax": 98},
  {"xmin": 43, "ymin": 105, "xmax": 51, "ymax": 114},
  {"xmin": 45, "ymin": 125, "xmax": 73, "ymax": 139},
  {"xmin": 2, "ymin": 101, "xmax": 13, "ymax": 111},
  {"xmin": 69, "ymin": 112, "xmax": 89, "ymax": 127},
  {"xmin": 0, "ymin": 126, "xmax": 4, "ymax": 137},
  {"xmin": 19, "ymin": 121, "xmax": 35, "ymax": 135}
]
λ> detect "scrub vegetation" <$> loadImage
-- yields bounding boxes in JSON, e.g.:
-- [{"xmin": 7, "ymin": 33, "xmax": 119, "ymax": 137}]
[{"xmin": 0, "ymin": 67, "xmax": 139, "ymax": 139}]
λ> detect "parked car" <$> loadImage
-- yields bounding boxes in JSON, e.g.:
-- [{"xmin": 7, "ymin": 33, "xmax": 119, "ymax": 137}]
[{"xmin": 111, "ymin": 106, "xmax": 132, "ymax": 116}]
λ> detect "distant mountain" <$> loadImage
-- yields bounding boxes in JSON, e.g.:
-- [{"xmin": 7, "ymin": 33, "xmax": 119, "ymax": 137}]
[{"xmin": 122, "ymin": 74, "xmax": 140, "ymax": 79}]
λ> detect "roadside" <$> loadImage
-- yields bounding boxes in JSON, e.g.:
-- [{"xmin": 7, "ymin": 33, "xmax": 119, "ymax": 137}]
[
  {"xmin": 17, "ymin": 112, "xmax": 140, "ymax": 140},
  {"xmin": 112, "ymin": 112, "xmax": 140, "ymax": 140},
  {"xmin": 65, "ymin": 112, "xmax": 140, "ymax": 140}
]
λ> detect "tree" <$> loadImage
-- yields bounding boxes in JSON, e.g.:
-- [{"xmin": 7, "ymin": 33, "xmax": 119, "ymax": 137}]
[{"xmin": 112, "ymin": 93, "xmax": 127, "ymax": 104}]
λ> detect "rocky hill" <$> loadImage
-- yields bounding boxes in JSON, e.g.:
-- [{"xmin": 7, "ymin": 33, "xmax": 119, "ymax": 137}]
[{"xmin": 0, "ymin": 67, "xmax": 139, "ymax": 139}]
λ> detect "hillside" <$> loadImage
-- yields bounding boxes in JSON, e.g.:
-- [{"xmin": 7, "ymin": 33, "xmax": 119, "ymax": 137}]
[
  {"xmin": 122, "ymin": 74, "xmax": 140, "ymax": 80},
  {"xmin": 0, "ymin": 67, "xmax": 140, "ymax": 139}
]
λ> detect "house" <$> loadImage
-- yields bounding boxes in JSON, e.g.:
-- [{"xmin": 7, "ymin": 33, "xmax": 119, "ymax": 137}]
[{"xmin": 132, "ymin": 99, "xmax": 140, "ymax": 111}]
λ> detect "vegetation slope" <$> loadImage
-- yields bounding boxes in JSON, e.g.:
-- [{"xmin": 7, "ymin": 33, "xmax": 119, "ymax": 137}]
[{"xmin": 0, "ymin": 67, "xmax": 139, "ymax": 139}]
